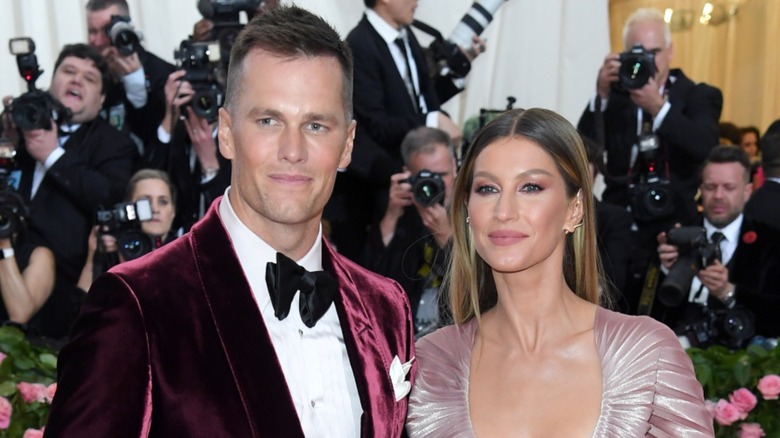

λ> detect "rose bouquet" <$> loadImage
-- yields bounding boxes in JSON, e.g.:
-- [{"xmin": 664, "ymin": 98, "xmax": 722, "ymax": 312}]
[
  {"xmin": 0, "ymin": 327, "xmax": 58, "ymax": 437},
  {"xmin": 688, "ymin": 343, "xmax": 780, "ymax": 437}
]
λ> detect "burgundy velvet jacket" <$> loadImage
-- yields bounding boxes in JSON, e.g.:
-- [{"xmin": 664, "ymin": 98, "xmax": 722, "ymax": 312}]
[{"xmin": 45, "ymin": 200, "xmax": 415, "ymax": 437}]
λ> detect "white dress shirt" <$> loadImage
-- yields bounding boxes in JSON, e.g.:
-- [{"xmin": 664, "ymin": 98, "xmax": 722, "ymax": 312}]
[
  {"xmin": 689, "ymin": 214, "xmax": 743, "ymax": 304},
  {"xmin": 218, "ymin": 189, "xmax": 362, "ymax": 437}
]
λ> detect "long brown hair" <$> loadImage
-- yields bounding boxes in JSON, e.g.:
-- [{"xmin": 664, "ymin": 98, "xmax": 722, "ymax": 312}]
[{"xmin": 447, "ymin": 108, "xmax": 605, "ymax": 324}]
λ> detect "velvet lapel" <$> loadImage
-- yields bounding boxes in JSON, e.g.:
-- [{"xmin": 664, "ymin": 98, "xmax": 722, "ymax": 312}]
[
  {"xmin": 190, "ymin": 202, "xmax": 304, "ymax": 438},
  {"xmin": 323, "ymin": 239, "xmax": 399, "ymax": 438}
]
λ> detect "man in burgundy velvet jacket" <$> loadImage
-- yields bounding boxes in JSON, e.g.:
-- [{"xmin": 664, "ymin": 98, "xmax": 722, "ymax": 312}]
[{"xmin": 45, "ymin": 6, "xmax": 415, "ymax": 437}]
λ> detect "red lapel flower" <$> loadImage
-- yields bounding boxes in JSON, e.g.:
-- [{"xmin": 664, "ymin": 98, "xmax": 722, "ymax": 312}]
[{"xmin": 742, "ymin": 231, "xmax": 757, "ymax": 244}]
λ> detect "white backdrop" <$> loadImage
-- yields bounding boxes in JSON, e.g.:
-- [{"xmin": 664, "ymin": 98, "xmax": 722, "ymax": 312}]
[{"xmin": 0, "ymin": 0, "xmax": 609, "ymax": 126}]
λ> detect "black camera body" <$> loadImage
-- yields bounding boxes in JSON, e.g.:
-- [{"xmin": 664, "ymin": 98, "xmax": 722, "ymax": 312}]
[
  {"xmin": 104, "ymin": 15, "xmax": 142, "ymax": 56},
  {"xmin": 4, "ymin": 37, "xmax": 72, "ymax": 132},
  {"xmin": 0, "ymin": 147, "xmax": 27, "ymax": 240},
  {"xmin": 613, "ymin": 43, "xmax": 658, "ymax": 92},
  {"xmin": 628, "ymin": 133, "xmax": 674, "ymax": 223},
  {"xmin": 174, "ymin": 40, "xmax": 224, "ymax": 122},
  {"xmin": 95, "ymin": 199, "xmax": 153, "ymax": 261},
  {"xmin": 658, "ymin": 226, "xmax": 721, "ymax": 307},
  {"xmin": 197, "ymin": 0, "xmax": 261, "ymax": 58},
  {"xmin": 8, "ymin": 90, "xmax": 71, "ymax": 132},
  {"xmin": 680, "ymin": 306, "xmax": 756, "ymax": 350},
  {"xmin": 404, "ymin": 169, "xmax": 445, "ymax": 207}
]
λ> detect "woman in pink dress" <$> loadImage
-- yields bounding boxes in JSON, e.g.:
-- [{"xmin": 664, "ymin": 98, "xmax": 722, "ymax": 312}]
[{"xmin": 406, "ymin": 108, "xmax": 714, "ymax": 437}]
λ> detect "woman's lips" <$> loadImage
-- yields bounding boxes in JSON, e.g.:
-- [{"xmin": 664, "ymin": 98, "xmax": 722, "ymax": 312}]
[{"xmin": 488, "ymin": 231, "xmax": 527, "ymax": 246}]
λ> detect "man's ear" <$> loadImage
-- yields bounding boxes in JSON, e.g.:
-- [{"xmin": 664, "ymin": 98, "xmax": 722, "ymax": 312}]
[
  {"xmin": 338, "ymin": 119, "xmax": 356, "ymax": 170},
  {"xmin": 218, "ymin": 107, "xmax": 234, "ymax": 160}
]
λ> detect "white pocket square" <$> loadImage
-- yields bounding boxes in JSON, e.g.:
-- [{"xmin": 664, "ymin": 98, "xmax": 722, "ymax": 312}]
[{"xmin": 390, "ymin": 355, "xmax": 414, "ymax": 402}]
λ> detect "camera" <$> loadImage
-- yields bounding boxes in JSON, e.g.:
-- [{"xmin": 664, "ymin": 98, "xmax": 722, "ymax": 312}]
[
  {"xmin": 95, "ymin": 199, "xmax": 153, "ymax": 261},
  {"xmin": 628, "ymin": 133, "xmax": 674, "ymax": 223},
  {"xmin": 413, "ymin": 0, "xmax": 507, "ymax": 79},
  {"xmin": 404, "ymin": 169, "xmax": 445, "ymax": 207},
  {"xmin": 174, "ymin": 40, "xmax": 223, "ymax": 122},
  {"xmin": 104, "ymin": 15, "xmax": 143, "ymax": 56},
  {"xmin": 0, "ymin": 143, "xmax": 27, "ymax": 240},
  {"xmin": 197, "ymin": 0, "xmax": 262, "ymax": 58},
  {"xmin": 658, "ymin": 226, "xmax": 721, "ymax": 307},
  {"xmin": 4, "ymin": 38, "xmax": 72, "ymax": 132},
  {"xmin": 680, "ymin": 305, "xmax": 756, "ymax": 350},
  {"xmin": 614, "ymin": 43, "xmax": 657, "ymax": 92}
]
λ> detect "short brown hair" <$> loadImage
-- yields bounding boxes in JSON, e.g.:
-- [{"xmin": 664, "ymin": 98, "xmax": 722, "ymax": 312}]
[{"xmin": 224, "ymin": 5, "xmax": 353, "ymax": 120}]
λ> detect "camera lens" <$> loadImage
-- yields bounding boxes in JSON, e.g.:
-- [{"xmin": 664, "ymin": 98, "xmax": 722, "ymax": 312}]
[
  {"xmin": 620, "ymin": 59, "xmax": 652, "ymax": 89},
  {"xmin": 117, "ymin": 231, "xmax": 152, "ymax": 261}
]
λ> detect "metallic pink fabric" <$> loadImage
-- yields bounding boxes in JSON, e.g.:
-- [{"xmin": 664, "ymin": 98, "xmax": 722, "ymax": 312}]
[
  {"xmin": 45, "ymin": 198, "xmax": 415, "ymax": 437},
  {"xmin": 406, "ymin": 307, "xmax": 715, "ymax": 437}
]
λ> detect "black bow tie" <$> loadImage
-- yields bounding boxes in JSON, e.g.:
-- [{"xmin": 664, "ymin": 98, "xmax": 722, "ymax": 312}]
[{"xmin": 265, "ymin": 252, "xmax": 338, "ymax": 328}]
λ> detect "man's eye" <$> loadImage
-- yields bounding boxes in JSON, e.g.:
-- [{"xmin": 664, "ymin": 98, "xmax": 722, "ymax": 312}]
[{"xmin": 309, "ymin": 122, "xmax": 326, "ymax": 132}]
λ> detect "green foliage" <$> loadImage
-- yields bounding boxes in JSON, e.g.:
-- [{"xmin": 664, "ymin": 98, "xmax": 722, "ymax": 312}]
[
  {"xmin": 688, "ymin": 344, "xmax": 780, "ymax": 437},
  {"xmin": 0, "ymin": 327, "xmax": 58, "ymax": 437}
]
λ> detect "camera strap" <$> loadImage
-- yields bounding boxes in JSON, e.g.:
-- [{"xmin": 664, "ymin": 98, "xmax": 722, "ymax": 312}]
[{"xmin": 636, "ymin": 260, "xmax": 661, "ymax": 315}]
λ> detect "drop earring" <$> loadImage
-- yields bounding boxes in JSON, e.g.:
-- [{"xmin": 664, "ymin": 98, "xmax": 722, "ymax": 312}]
[{"xmin": 466, "ymin": 216, "xmax": 470, "ymax": 224}]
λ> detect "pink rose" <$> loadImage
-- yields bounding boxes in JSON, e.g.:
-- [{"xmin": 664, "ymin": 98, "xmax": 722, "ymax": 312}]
[
  {"xmin": 0, "ymin": 396, "xmax": 11, "ymax": 429},
  {"xmin": 729, "ymin": 388, "xmax": 758, "ymax": 417},
  {"xmin": 714, "ymin": 399, "xmax": 742, "ymax": 426},
  {"xmin": 0, "ymin": 352, "xmax": 6, "ymax": 365},
  {"xmin": 46, "ymin": 383, "xmax": 57, "ymax": 403},
  {"xmin": 16, "ymin": 382, "xmax": 48, "ymax": 403},
  {"xmin": 739, "ymin": 423, "xmax": 766, "ymax": 438},
  {"xmin": 757, "ymin": 374, "xmax": 780, "ymax": 400},
  {"xmin": 22, "ymin": 429, "xmax": 44, "ymax": 438}
]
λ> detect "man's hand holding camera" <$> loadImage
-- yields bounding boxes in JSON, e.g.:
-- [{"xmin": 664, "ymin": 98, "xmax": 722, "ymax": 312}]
[
  {"xmin": 161, "ymin": 70, "xmax": 194, "ymax": 133},
  {"xmin": 21, "ymin": 120, "xmax": 59, "ymax": 163},
  {"xmin": 597, "ymin": 53, "xmax": 620, "ymax": 99},
  {"xmin": 629, "ymin": 76, "xmax": 665, "ymax": 117},
  {"xmin": 102, "ymin": 46, "xmax": 142, "ymax": 77}
]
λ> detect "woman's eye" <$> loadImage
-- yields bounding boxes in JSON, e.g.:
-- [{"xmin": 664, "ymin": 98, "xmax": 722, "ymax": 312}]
[
  {"xmin": 474, "ymin": 185, "xmax": 497, "ymax": 194},
  {"xmin": 521, "ymin": 183, "xmax": 543, "ymax": 193}
]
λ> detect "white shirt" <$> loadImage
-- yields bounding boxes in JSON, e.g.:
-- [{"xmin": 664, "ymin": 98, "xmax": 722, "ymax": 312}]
[
  {"xmin": 689, "ymin": 214, "xmax": 743, "ymax": 304},
  {"xmin": 218, "ymin": 189, "xmax": 362, "ymax": 437},
  {"xmin": 365, "ymin": 9, "xmax": 438, "ymax": 127}
]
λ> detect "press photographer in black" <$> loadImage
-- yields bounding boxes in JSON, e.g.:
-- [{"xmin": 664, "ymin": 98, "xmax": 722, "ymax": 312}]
[
  {"xmin": 1, "ymin": 43, "xmax": 137, "ymax": 338},
  {"xmin": 0, "ymin": 139, "xmax": 56, "ymax": 328},
  {"xmin": 78, "ymin": 169, "xmax": 177, "ymax": 291},
  {"xmin": 656, "ymin": 146, "xmax": 780, "ymax": 348},
  {"xmin": 363, "ymin": 127, "xmax": 456, "ymax": 337},
  {"xmin": 86, "ymin": 0, "xmax": 175, "ymax": 146},
  {"xmin": 578, "ymin": 8, "xmax": 722, "ymax": 248}
]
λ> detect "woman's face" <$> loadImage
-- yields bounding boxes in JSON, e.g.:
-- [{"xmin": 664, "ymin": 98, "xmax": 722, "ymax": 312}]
[
  {"xmin": 467, "ymin": 137, "xmax": 580, "ymax": 275},
  {"xmin": 740, "ymin": 132, "xmax": 759, "ymax": 158},
  {"xmin": 132, "ymin": 178, "xmax": 175, "ymax": 238}
]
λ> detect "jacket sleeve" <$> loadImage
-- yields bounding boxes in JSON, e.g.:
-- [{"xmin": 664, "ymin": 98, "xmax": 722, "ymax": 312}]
[
  {"xmin": 45, "ymin": 273, "xmax": 152, "ymax": 438},
  {"xmin": 656, "ymin": 83, "xmax": 722, "ymax": 163}
]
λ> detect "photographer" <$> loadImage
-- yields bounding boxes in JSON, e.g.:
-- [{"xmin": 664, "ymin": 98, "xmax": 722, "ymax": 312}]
[
  {"xmin": 78, "ymin": 169, "xmax": 177, "ymax": 291},
  {"xmin": 657, "ymin": 145, "xmax": 780, "ymax": 346},
  {"xmin": 578, "ymin": 8, "xmax": 723, "ymax": 247},
  {"xmin": 86, "ymin": 0, "xmax": 176, "ymax": 146},
  {"xmin": 363, "ymin": 127, "xmax": 456, "ymax": 337},
  {"xmin": 2, "ymin": 43, "xmax": 137, "ymax": 338},
  {"xmin": 142, "ymin": 41, "xmax": 230, "ymax": 231}
]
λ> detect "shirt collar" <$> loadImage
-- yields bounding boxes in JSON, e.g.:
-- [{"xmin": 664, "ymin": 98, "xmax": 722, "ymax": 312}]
[
  {"xmin": 218, "ymin": 187, "xmax": 323, "ymax": 272},
  {"xmin": 704, "ymin": 213, "xmax": 743, "ymax": 244},
  {"xmin": 366, "ymin": 9, "xmax": 404, "ymax": 45}
]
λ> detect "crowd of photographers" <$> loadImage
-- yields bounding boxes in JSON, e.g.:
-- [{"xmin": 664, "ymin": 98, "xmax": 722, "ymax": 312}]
[{"xmin": 0, "ymin": 1, "xmax": 777, "ymax": 352}]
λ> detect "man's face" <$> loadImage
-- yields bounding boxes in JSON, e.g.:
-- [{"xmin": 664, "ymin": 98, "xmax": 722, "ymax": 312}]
[
  {"xmin": 218, "ymin": 49, "xmax": 354, "ymax": 239},
  {"xmin": 381, "ymin": 0, "xmax": 418, "ymax": 29},
  {"xmin": 87, "ymin": 5, "xmax": 124, "ymax": 51},
  {"xmin": 49, "ymin": 56, "xmax": 105, "ymax": 123},
  {"xmin": 406, "ymin": 143, "xmax": 457, "ymax": 207},
  {"xmin": 700, "ymin": 162, "xmax": 752, "ymax": 228},
  {"xmin": 625, "ymin": 19, "xmax": 673, "ymax": 85}
]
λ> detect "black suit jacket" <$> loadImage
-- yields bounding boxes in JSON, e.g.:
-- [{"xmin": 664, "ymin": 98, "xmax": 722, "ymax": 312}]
[
  {"xmin": 348, "ymin": 14, "xmax": 441, "ymax": 172},
  {"xmin": 102, "ymin": 48, "xmax": 176, "ymax": 147},
  {"xmin": 596, "ymin": 199, "xmax": 633, "ymax": 312},
  {"xmin": 578, "ymin": 69, "xmax": 722, "ymax": 224},
  {"xmin": 744, "ymin": 180, "xmax": 780, "ymax": 229}
]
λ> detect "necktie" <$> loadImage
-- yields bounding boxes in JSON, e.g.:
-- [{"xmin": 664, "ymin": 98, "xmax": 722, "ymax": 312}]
[
  {"xmin": 265, "ymin": 252, "xmax": 338, "ymax": 328},
  {"xmin": 710, "ymin": 231, "xmax": 725, "ymax": 263},
  {"xmin": 394, "ymin": 36, "xmax": 420, "ymax": 113}
]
